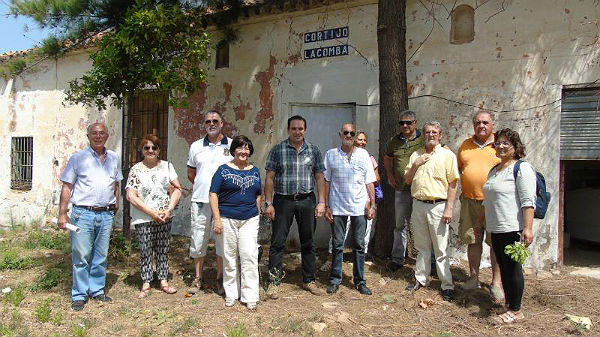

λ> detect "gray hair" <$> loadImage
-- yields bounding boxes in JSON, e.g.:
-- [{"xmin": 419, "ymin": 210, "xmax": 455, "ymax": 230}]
[
  {"xmin": 87, "ymin": 122, "xmax": 107, "ymax": 135},
  {"xmin": 399, "ymin": 109, "xmax": 417, "ymax": 121},
  {"xmin": 204, "ymin": 110, "xmax": 223, "ymax": 120},
  {"xmin": 422, "ymin": 121, "xmax": 442, "ymax": 134},
  {"xmin": 472, "ymin": 111, "xmax": 494, "ymax": 124}
]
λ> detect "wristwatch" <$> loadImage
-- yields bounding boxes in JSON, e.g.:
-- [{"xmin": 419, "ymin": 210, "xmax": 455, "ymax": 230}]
[{"xmin": 265, "ymin": 201, "xmax": 273, "ymax": 207}]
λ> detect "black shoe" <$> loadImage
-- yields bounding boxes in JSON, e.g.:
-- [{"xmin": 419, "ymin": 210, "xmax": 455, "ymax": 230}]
[
  {"xmin": 356, "ymin": 284, "xmax": 372, "ymax": 295},
  {"xmin": 386, "ymin": 261, "xmax": 403, "ymax": 272},
  {"xmin": 71, "ymin": 300, "xmax": 86, "ymax": 311},
  {"xmin": 326, "ymin": 283, "xmax": 339, "ymax": 294},
  {"xmin": 365, "ymin": 253, "xmax": 373, "ymax": 261},
  {"xmin": 92, "ymin": 294, "xmax": 112, "ymax": 302},
  {"xmin": 406, "ymin": 282, "xmax": 423, "ymax": 292},
  {"xmin": 441, "ymin": 289, "xmax": 455, "ymax": 301}
]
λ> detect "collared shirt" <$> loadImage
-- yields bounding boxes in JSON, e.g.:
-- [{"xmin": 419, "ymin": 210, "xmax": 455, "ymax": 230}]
[
  {"xmin": 60, "ymin": 147, "xmax": 123, "ymax": 207},
  {"xmin": 265, "ymin": 138, "xmax": 325, "ymax": 195},
  {"xmin": 385, "ymin": 130, "xmax": 425, "ymax": 191},
  {"xmin": 405, "ymin": 144, "xmax": 460, "ymax": 200},
  {"xmin": 324, "ymin": 147, "xmax": 376, "ymax": 216},
  {"xmin": 187, "ymin": 136, "xmax": 233, "ymax": 202},
  {"xmin": 458, "ymin": 136, "xmax": 500, "ymax": 200}
]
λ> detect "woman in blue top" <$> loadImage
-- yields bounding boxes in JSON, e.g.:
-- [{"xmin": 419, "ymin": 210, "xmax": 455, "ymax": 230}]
[{"xmin": 209, "ymin": 135, "xmax": 262, "ymax": 311}]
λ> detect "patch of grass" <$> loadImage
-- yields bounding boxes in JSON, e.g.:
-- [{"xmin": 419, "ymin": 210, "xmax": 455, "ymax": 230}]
[
  {"xmin": 109, "ymin": 232, "xmax": 138, "ymax": 260},
  {"xmin": 271, "ymin": 316, "xmax": 308, "ymax": 334},
  {"xmin": 35, "ymin": 299, "xmax": 52, "ymax": 323},
  {"xmin": 3, "ymin": 286, "xmax": 26, "ymax": 307},
  {"xmin": 52, "ymin": 312, "xmax": 64, "ymax": 326},
  {"xmin": 30, "ymin": 267, "xmax": 61, "ymax": 292},
  {"xmin": 0, "ymin": 324, "xmax": 13, "ymax": 337},
  {"xmin": 24, "ymin": 230, "xmax": 68, "ymax": 251},
  {"xmin": 72, "ymin": 318, "xmax": 94, "ymax": 337},
  {"xmin": 227, "ymin": 323, "xmax": 248, "ymax": 337},
  {"xmin": 9, "ymin": 309, "xmax": 27, "ymax": 335},
  {"xmin": 432, "ymin": 332, "xmax": 452, "ymax": 337},
  {"xmin": 0, "ymin": 250, "xmax": 36, "ymax": 270},
  {"xmin": 119, "ymin": 306, "xmax": 142, "ymax": 318},
  {"xmin": 154, "ymin": 310, "xmax": 173, "ymax": 326},
  {"xmin": 169, "ymin": 318, "xmax": 194, "ymax": 336}
]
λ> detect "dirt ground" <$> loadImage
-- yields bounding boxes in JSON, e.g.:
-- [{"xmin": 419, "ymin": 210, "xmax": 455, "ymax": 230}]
[{"xmin": 0, "ymin": 228, "xmax": 599, "ymax": 337}]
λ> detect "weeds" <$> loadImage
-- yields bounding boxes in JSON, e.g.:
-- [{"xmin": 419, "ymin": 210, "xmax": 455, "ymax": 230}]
[
  {"xmin": 35, "ymin": 299, "xmax": 52, "ymax": 323},
  {"xmin": 169, "ymin": 317, "xmax": 194, "ymax": 336},
  {"xmin": 109, "ymin": 232, "xmax": 137, "ymax": 260},
  {"xmin": 0, "ymin": 250, "xmax": 36, "ymax": 270},
  {"xmin": 24, "ymin": 230, "xmax": 68, "ymax": 251},
  {"xmin": 227, "ymin": 323, "xmax": 248, "ymax": 337},
  {"xmin": 9, "ymin": 309, "xmax": 28, "ymax": 335},
  {"xmin": 52, "ymin": 312, "xmax": 64, "ymax": 326},
  {"xmin": 30, "ymin": 267, "xmax": 61, "ymax": 292},
  {"xmin": 3, "ymin": 286, "xmax": 26, "ymax": 307},
  {"xmin": 72, "ymin": 318, "xmax": 94, "ymax": 337},
  {"xmin": 432, "ymin": 332, "xmax": 452, "ymax": 337}
]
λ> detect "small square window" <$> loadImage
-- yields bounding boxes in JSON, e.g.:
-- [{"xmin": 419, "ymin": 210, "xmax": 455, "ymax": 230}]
[
  {"xmin": 11, "ymin": 137, "xmax": 33, "ymax": 190},
  {"xmin": 450, "ymin": 5, "xmax": 475, "ymax": 44},
  {"xmin": 216, "ymin": 41, "xmax": 229, "ymax": 69}
]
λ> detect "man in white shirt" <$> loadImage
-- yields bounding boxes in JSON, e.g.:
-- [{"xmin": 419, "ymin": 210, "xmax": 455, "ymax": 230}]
[
  {"xmin": 57, "ymin": 123, "xmax": 123, "ymax": 311},
  {"xmin": 187, "ymin": 110, "xmax": 232, "ymax": 294},
  {"xmin": 324, "ymin": 123, "xmax": 376, "ymax": 295}
]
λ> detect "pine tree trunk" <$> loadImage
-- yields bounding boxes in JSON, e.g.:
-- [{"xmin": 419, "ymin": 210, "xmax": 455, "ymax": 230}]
[{"xmin": 372, "ymin": 0, "xmax": 409, "ymax": 258}]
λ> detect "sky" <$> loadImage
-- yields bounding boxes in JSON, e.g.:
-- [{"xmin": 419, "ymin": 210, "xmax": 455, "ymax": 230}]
[{"xmin": 0, "ymin": 0, "xmax": 52, "ymax": 54}]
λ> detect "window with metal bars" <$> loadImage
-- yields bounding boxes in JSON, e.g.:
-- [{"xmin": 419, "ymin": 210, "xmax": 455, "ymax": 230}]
[{"xmin": 11, "ymin": 137, "xmax": 33, "ymax": 190}]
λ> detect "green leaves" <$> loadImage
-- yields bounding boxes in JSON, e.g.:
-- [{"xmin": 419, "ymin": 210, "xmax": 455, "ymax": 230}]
[
  {"xmin": 65, "ymin": 0, "xmax": 211, "ymax": 110},
  {"xmin": 504, "ymin": 241, "xmax": 530, "ymax": 265}
]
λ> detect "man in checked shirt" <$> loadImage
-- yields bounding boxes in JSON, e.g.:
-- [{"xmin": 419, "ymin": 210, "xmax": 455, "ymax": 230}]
[{"xmin": 264, "ymin": 115, "xmax": 327, "ymax": 299}]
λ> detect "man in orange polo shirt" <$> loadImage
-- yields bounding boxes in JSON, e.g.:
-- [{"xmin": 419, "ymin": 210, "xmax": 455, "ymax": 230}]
[{"xmin": 457, "ymin": 111, "xmax": 503, "ymax": 301}]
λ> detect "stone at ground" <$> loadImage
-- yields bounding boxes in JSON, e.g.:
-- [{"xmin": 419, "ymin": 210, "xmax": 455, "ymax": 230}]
[
  {"xmin": 565, "ymin": 314, "xmax": 592, "ymax": 330},
  {"xmin": 569, "ymin": 267, "xmax": 600, "ymax": 280}
]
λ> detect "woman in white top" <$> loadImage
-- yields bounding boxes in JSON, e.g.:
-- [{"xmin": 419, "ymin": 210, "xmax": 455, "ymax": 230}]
[
  {"xmin": 126, "ymin": 135, "xmax": 182, "ymax": 299},
  {"xmin": 477, "ymin": 128, "xmax": 536, "ymax": 324}
]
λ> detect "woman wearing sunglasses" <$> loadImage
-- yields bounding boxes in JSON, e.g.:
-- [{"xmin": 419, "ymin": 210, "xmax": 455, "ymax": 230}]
[
  {"xmin": 476, "ymin": 128, "xmax": 536, "ymax": 324},
  {"xmin": 125, "ymin": 134, "xmax": 182, "ymax": 299}
]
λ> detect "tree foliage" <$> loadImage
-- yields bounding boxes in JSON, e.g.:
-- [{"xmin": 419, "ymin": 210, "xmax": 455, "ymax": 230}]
[{"xmin": 65, "ymin": 1, "xmax": 211, "ymax": 109}]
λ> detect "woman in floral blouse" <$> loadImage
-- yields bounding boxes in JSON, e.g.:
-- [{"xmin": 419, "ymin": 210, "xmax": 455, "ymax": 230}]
[{"xmin": 126, "ymin": 134, "xmax": 182, "ymax": 298}]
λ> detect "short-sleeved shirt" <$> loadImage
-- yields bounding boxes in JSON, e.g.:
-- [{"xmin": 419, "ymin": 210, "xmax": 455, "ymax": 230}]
[
  {"xmin": 187, "ymin": 136, "xmax": 233, "ymax": 203},
  {"xmin": 125, "ymin": 160, "xmax": 177, "ymax": 225},
  {"xmin": 458, "ymin": 137, "xmax": 500, "ymax": 200},
  {"xmin": 265, "ymin": 139, "xmax": 325, "ymax": 195},
  {"xmin": 483, "ymin": 161, "xmax": 537, "ymax": 233},
  {"xmin": 209, "ymin": 164, "xmax": 261, "ymax": 220},
  {"xmin": 324, "ymin": 147, "xmax": 377, "ymax": 216},
  {"xmin": 405, "ymin": 144, "xmax": 460, "ymax": 200},
  {"xmin": 60, "ymin": 147, "xmax": 123, "ymax": 207},
  {"xmin": 385, "ymin": 130, "xmax": 425, "ymax": 191}
]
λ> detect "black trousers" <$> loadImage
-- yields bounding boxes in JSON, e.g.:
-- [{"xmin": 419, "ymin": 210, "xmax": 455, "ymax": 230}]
[
  {"xmin": 136, "ymin": 221, "xmax": 172, "ymax": 283},
  {"xmin": 268, "ymin": 193, "xmax": 316, "ymax": 283},
  {"xmin": 491, "ymin": 231, "xmax": 524, "ymax": 311}
]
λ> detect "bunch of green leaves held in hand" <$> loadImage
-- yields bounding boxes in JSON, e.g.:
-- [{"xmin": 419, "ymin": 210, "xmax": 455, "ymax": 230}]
[{"xmin": 504, "ymin": 242, "xmax": 530, "ymax": 264}]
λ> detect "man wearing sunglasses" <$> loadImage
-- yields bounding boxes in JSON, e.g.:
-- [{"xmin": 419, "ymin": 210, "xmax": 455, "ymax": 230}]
[
  {"xmin": 323, "ymin": 123, "xmax": 376, "ymax": 295},
  {"xmin": 57, "ymin": 123, "xmax": 122, "ymax": 311},
  {"xmin": 457, "ymin": 111, "xmax": 504, "ymax": 301},
  {"xmin": 187, "ymin": 110, "xmax": 232, "ymax": 295},
  {"xmin": 383, "ymin": 110, "xmax": 425, "ymax": 271}
]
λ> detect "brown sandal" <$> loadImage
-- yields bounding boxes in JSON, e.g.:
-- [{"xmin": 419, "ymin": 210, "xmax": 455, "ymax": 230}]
[
  {"xmin": 160, "ymin": 284, "xmax": 177, "ymax": 294},
  {"xmin": 493, "ymin": 311, "xmax": 524, "ymax": 324},
  {"xmin": 138, "ymin": 287, "xmax": 151, "ymax": 299}
]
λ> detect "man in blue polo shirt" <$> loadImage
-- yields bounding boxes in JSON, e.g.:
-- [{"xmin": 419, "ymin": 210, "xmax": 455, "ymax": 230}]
[{"xmin": 58, "ymin": 122, "xmax": 123, "ymax": 311}]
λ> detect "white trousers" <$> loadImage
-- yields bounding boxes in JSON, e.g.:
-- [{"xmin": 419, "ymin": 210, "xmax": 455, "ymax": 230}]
[
  {"xmin": 327, "ymin": 218, "xmax": 373, "ymax": 254},
  {"xmin": 222, "ymin": 215, "xmax": 259, "ymax": 304},
  {"xmin": 410, "ymin": 200, "xmax": 454, "ymax": 290}
]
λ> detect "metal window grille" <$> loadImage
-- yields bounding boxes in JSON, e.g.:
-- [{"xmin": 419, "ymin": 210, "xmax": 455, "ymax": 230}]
[{"xmin": 11, "ymin": 137, "xmax": 33, "ymax": 190}]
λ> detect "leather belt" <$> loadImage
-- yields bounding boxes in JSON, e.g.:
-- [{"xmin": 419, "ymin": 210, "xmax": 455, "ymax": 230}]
[
  {"xmin": 75, "ymin": 204, "xmax": 116, "ymax": 212},
  {"xmin": 278, "ymin": 193, "xmax": 313, "ymax": 201},
  {"xmin": 415, "ymin": 199, "xmax": 446, "ymax": 204}
]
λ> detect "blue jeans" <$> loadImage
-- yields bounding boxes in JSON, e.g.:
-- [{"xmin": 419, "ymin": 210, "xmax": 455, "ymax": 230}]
[
  {"xmin": 330, "ymin": 215, "xmax": 367, "ymax": 286},
  {"xmin": 70, "ymin": 206, "xmax": 114, "ymax": 301}
]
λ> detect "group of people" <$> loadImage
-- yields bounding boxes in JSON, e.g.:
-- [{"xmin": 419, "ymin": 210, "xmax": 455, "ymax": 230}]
[{"xmin": 56, "ymin": 109, "xmax": 536, "ymax": 323}]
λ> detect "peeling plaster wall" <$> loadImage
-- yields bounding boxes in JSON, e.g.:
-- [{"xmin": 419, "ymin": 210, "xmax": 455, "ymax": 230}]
[{"xmin": 0, "ymin": 51, "xmax": 123, "ymax": 227}]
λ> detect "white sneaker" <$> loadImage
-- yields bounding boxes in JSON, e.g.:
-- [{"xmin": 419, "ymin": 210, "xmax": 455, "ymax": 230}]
[
  {"xmin": 225, "ymin": 298, "xmax": 236, "ymax": 307},
  {"xmin": 320, "ymin": 260, "xmax": 332, "ymax": 272},
  {"xmin": 463, "ymin": 278, "xmax": 481, "ymax": 290},
  {"xmin": 246, "ymin": 302, "xmax": 257, "ymax": 311}
]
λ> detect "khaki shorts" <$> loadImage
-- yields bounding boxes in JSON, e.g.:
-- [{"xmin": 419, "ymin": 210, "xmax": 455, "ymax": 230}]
[
  {"xmin": 190, "ymin": 202, "xmax": 223, "ymax": 258},
  {"xmin": 459, "ymin": 196, "xmax": 491, "ymax": 246}
]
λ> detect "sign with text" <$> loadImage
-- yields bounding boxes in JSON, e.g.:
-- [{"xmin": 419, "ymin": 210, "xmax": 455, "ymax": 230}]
[
  {"xmin": 304, "ymin": 26, "xmax": 349, "ymax": 43},
  {"xmin": 304, "ymin": 45, "xmax": 349, "ymax": 60}
]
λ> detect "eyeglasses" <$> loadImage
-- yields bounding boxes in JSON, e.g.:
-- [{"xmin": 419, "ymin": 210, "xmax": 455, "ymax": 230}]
[
  {"xmin": 399, "ymin": 120, "xmax": 414, "ymax": 126},
  {"xmin": 342, "ymin": 130, "xmax": 356, "ymax": 137},
  {"xmin": 89, "ymin": 131, "xmax": 107, "ymax": 136},
  {"xmin": 205, "ymin": 119, "xmax": 220, "ymax": 125},
  {"xmin": 143, "ymin": 146, "xmax": 159, "ymax": 151},
  {"xmin": 493, "ymin": 141, "xmax": 512, "ymax": 147}
]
